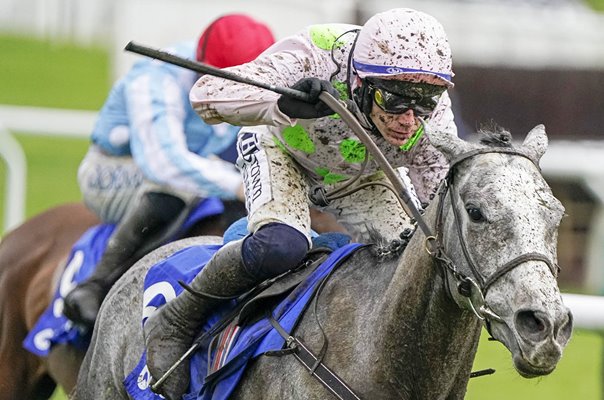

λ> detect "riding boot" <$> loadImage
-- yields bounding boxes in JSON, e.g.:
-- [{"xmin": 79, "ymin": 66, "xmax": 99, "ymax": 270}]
[
  {"xmin": 63, "ymin": 191, "xmax": 190, "ymax": 329},
  {"xmin": 143, "ymin": 239, "xmax": 260, "ymax": 400}
]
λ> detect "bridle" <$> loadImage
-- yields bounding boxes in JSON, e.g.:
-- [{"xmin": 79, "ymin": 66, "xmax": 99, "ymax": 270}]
[
  {"xmin": 273, "ymin": 145, "xmax": 562, "ymax": 400},
  {"xmin": 426, "ymin": 147, "xmax": 559, "ymax": 325},
  {"xmin": 319, "ymin": 93, "xmax": 560, "ymax": 327}
]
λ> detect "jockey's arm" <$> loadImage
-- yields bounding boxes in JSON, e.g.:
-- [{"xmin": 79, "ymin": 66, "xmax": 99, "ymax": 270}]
[
  {"xmin": 190, "ymin": 29, "xmax": 331, "ymax": 128},
  {"xmin": 125, "ymin": 71, "xmax": 242, "ymax": 200}
]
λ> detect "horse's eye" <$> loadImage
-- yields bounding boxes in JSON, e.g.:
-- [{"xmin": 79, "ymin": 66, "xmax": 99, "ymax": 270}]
[{"xmin": 466, "ymin": 207, "xmax": 485, "ymax": 222}]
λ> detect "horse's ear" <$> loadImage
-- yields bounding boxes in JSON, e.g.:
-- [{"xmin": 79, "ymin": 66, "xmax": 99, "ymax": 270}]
[
  {"xmin": 427, "ymin": 128, "xmax": 475, "ymax": 161},
  {"xmin": 522, "ymin": 124, "xmax": 548, "ymax": 163}
]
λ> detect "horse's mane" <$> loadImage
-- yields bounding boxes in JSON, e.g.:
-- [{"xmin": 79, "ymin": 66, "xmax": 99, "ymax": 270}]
[
  {"xmin": 366, "ymin": 225, "xmax": 411, "ymax": 260},
  {"xmin": 477, "ymin": 120, "xmax": 513, "ymax": 148},
  {"xmin": 368, "ymin": 120, "xmax": 515, "ymax": 258}
]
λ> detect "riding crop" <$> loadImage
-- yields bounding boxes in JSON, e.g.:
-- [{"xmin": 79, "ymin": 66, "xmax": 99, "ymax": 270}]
[
  {"xmin": 124, "ymin": 42, "xmax": 311, "ymax": 102},
  {"xmin": 125, "ymin": 41, "xmax": 432, "ymax": 236},
  {"xmin": 124, "ymin": 41, "xmax": 435, "ymax": 390}
]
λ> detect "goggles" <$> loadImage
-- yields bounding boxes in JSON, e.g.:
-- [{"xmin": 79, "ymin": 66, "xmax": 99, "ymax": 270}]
[{"xmin": 368, "ymin": 79, "xmax": 446, "ymax": 117}]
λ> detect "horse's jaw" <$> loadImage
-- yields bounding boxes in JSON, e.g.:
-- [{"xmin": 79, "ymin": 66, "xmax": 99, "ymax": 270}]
[
  {"xmin": 490, "ymin": 319, "xmax": 568, "ymax": 378},
  {"xmin": 485, "ymin": 271, "xmax": 573, "ymax": 378}
]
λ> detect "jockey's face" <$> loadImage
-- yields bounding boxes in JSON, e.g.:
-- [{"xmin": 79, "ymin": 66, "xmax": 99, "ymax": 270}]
[
  {"xmin": 367, "ymin": 75, "xmax": 446, "ymax": 148},
  {"xmin": 370, "ymin": 106, "xmax": 422, "ymax": 148}
]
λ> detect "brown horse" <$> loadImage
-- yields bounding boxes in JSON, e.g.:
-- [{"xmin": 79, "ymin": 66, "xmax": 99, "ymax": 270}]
[
  {"xmin": 0, "ymin": 203, "xmax": 98, "ymax": 400},
  {"xmin": 0, "ymin": 199, "xmax": 251, "ymax": 400},
  {"xmin": 0, "ymin": 200, "xmax": 343, "ymax": 400}
]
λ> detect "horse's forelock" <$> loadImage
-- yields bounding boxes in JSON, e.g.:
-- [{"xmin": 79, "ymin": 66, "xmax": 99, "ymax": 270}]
[{"xmin": 477, "ymin": 121, "xmax": 513, "ymax": 148}]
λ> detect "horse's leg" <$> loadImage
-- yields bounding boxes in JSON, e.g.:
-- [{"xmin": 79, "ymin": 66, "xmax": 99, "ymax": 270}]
[
  {"xmin": 0, "ymin": 243, "xmax": 56, "ymax": 400},
  {"xmin": 46, "ymin": 344, "xmax": 86, "ymax": 395}
]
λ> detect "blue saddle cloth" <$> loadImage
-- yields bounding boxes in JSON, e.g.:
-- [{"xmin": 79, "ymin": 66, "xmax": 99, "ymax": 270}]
[
  {"xmin": 123, "ymin": 240, "xmax": 360, "ymax": 400},
  {"xmin": 23, "ymin": 197, "xmax": 226, "ymax": 356}
]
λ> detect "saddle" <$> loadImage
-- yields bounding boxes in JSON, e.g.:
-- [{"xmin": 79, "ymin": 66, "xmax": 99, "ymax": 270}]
[
  {"xmin": 125, "ymin": 234, "xmax": 362, "ymax": 400},
  {"xmin": 203, "ymin": 247, "xmax": 332, "ymax": 380}
]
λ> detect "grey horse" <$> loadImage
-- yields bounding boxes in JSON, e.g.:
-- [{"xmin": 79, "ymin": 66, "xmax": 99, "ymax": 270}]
[{"xmin": 73, "ymin": 124, "xmax": 572, "ymax": 399}]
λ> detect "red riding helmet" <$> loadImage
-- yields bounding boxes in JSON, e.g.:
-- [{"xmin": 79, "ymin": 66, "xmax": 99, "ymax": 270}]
[{"xmin": 196, "ymin": 14, "xmax": 275, "ymax": 68}]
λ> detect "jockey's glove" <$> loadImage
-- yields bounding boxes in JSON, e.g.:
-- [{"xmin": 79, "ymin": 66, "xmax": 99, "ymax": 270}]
[{"xmin": 277, "ymin": 77, "xmax": 339, "ymax": 119}]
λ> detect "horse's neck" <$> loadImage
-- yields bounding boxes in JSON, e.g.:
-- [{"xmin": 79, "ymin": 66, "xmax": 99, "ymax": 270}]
[{"xmin": 375, "ymin": 204, "xmax": 482, "ymax": 399}]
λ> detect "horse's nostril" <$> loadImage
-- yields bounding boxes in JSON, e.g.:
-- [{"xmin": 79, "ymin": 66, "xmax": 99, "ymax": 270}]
[
  {"xmin": 555, "ymin": 310, "xmax": 573, "ymax": 345},
  {"xmin": 516, "ymin": 310, "xmax": 550, "ymax": 341},
  {"xmin": 517, "ymin": 310, "xmax": 545, "ymax": 331}
]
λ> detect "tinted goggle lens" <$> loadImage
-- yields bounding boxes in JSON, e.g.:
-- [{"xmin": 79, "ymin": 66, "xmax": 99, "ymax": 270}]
[{"xmin": 373, "ymin": 87, "xmax": 438, "ymax": 117}]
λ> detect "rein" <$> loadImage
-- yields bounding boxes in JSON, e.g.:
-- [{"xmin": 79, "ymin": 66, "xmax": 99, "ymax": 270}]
[
  {"xmin": 323, "ymin": 93, "xmax": 558, "ymax": 324},
  {"xmin": 281, "ymin": 95, "xmax": 558, "ymax": 398}
]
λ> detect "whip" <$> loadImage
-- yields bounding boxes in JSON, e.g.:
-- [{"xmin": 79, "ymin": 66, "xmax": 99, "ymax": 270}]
[{"xmin": 125, "ymin": 41, "xmax": 434, "ymax": 392}]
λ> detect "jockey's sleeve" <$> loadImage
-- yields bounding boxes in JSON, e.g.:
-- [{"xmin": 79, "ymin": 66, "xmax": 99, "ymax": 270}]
[
  {"xmin": 125, "ymin": 69, "xmax": 242, "ymax": 199},
  {"xmin": 190, "ymin": 26, "xmax": 336, "ymax": 128}
]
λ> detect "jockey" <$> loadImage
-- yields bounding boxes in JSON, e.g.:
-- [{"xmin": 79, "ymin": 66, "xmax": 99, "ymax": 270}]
[
  {"xmin": 62, "ymin": 14, "xmax": 275, "ymax": 329},
  {"xmin": 144, "ymin": 8, "xmax": 458, "ymax": 398}
]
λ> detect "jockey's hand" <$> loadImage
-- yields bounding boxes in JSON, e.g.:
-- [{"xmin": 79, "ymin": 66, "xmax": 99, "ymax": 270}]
[{"xmin": 277, "ymin": 77, "xmax": 339, "ymax": 119}]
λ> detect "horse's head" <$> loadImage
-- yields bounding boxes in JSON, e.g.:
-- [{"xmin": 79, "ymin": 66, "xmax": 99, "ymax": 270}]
[{"xmin": 428, "ymin": 123, "xmax": 572, "ymax": 378}]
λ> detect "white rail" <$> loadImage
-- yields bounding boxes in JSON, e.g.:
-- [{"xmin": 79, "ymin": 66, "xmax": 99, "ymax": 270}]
[
  {"xmin": 0, "ymin": 105, "xmax": 95, "ymax": 234},
  {"xmin": 562, "ymin": 293, "xmax": 604, "ymax": 332},
  {"xmin": 0, "ymin": 105, "xmax": 95, "ymax": 138},
  {"xmin": 1, "ymin": 106, "xmax": 604, "ymax": 332},
  {"xmin": 0, "ymin": 121, "xmax": 27, "ymax": 232}
]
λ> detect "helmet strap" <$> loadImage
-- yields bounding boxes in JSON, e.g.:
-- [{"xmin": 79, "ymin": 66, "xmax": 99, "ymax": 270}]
[{"xmin": 352, "ymin": 81, "xmax": 373, "ymax": 118}]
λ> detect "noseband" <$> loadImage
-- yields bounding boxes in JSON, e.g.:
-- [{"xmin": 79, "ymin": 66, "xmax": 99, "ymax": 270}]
[{"xmin": 427, "ymin": 148, "xmax": 559, "ymax": 324}]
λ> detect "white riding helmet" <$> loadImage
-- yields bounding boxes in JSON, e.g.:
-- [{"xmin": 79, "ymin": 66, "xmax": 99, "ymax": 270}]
[{"xmin": 352, "ymin": 8, "xmax": 454, "ymax": 88}]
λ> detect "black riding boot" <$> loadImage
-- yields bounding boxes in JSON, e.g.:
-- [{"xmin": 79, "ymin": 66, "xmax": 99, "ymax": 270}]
[
  {"xmin": 143, "ymin": 239, "xmax": 260, "ymax": 400},
  {"xmin": 63, "ymin": 191, "xmax": 189, "ymax": 329}
]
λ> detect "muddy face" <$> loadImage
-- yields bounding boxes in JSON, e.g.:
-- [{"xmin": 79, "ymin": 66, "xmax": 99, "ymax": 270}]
[
  {"xmin": 486, "ymin": 268, "xmax": 573, "ymax": 377},
  {"xmin": 370, "ymin": 106, "xmax": 420, "ymax": 147}
]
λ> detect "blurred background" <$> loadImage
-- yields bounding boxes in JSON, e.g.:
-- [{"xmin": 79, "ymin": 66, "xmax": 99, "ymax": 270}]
[{"xmin": 1, "ymin": 0, "xmax": 603, "ymax": 398}]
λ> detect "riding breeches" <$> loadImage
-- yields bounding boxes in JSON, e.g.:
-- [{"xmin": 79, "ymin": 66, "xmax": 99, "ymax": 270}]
[
  {"xmin": 78, "ymin": 146, "xmax": 197, "ymax": 223},
  {"xmin": 236, "ymin": 127, "xmax": 416, "ymax": 244}
]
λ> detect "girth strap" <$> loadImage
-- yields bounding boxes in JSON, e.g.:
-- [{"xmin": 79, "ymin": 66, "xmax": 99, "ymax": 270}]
[{"xmin": 267, "ymin": 316, "xmax": 362, "ymax": 400}]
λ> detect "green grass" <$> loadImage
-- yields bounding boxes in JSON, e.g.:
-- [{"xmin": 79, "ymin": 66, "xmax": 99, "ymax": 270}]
[
  {"xmin": 468, "ymin": 329, "xmax": 602, "ymax": 399},
  {"xmin": 586, "ymin": 0, "xmax": 604, "ymax": 11},
  {"xmin": 0, "ymin": 35, "xmax": 109, "ymax": 109},
  {"xmin": 2, "ymin": 33, "xmax": 603, "ymax": 400},
  {"xmin": 0, "ymin": 34, "xmax": 106, "ymax": 232}
]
